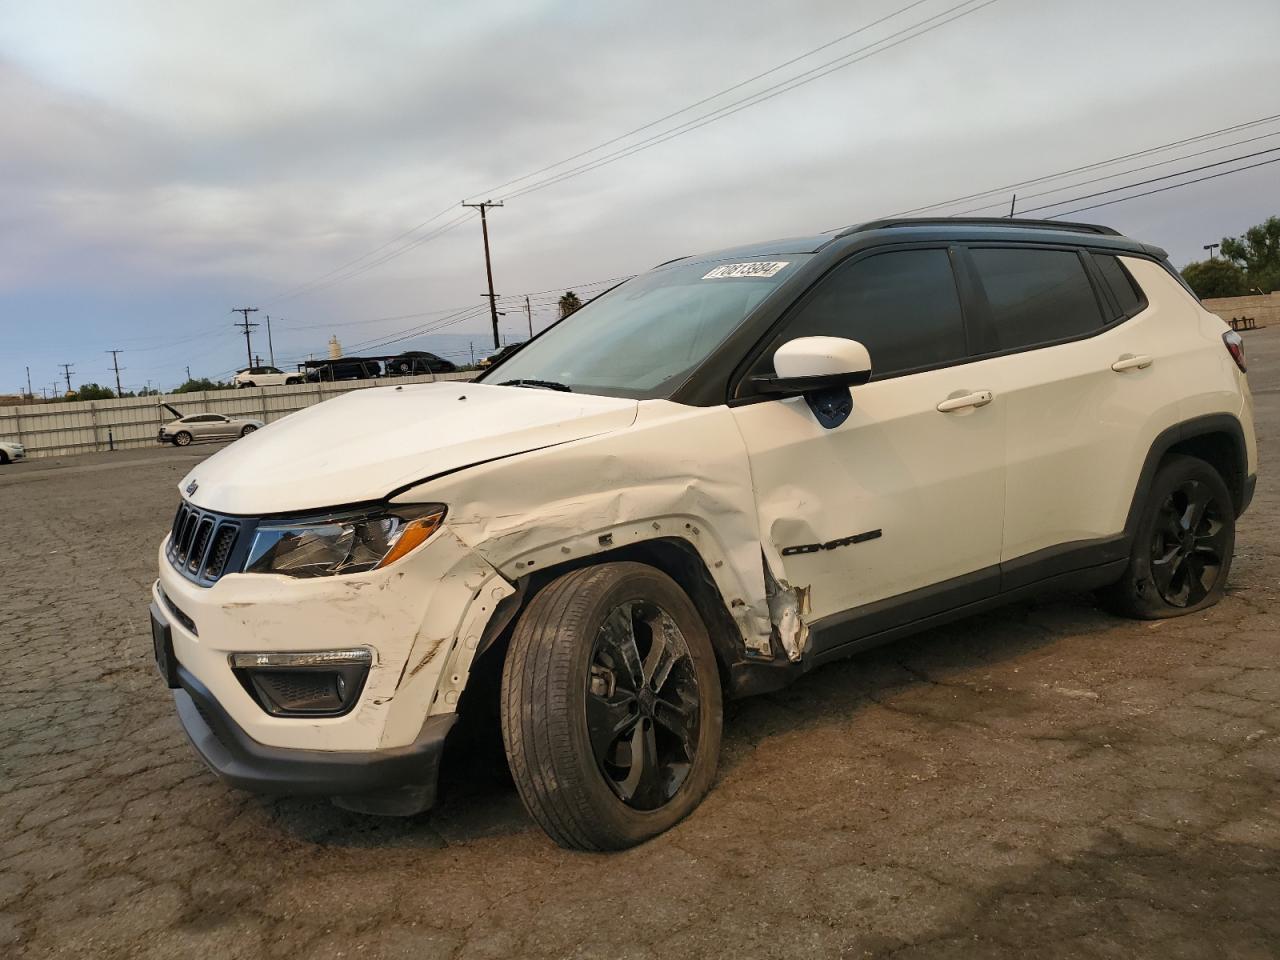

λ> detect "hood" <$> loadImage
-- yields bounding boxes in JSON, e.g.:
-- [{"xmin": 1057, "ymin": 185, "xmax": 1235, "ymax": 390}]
[{"xmin": 180, "ymin": 382, "xmax": 639, "ymax": 515}]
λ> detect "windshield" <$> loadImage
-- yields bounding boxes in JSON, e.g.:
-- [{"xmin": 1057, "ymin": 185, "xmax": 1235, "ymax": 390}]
[{"xmin": 482, "ymin": 255, "xmax": 810, "ymax": 399}]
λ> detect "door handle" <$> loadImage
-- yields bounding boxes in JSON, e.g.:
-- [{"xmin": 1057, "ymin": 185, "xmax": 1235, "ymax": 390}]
[
  {"xmin": 1111, "ymin": 354, "xmax": 1154, "ymax": 372},
  {"xmin": 936, "ymin": 390, "xmax": 993, "ymax": 413}
]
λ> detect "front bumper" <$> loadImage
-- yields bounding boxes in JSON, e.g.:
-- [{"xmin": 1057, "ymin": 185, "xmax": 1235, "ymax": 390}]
[{"xmin": 174, "ymin": 663, "xmax": 455, "ymax": 814}]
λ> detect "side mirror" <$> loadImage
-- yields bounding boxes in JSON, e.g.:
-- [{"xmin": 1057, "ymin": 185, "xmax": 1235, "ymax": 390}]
[{"xmin": 751, "ymin": 336, "xmax": 872, "ymax": 396}]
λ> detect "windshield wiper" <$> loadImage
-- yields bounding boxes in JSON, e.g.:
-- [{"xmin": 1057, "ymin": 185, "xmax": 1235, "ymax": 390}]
[{"xmin": 497, "ymin": 379, "xmax": 573, "ymax": 392}]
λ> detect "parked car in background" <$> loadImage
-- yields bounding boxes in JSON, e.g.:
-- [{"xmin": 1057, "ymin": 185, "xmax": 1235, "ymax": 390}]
[
  {"xmin": 233, "ymin": 366, "xmax": 303, "ymax": 388},
  {"xmin": 158, "ymin": 410, "xmax": 264, "ymax": 446},
  {"xmin": 478, "ymin": 342, "xmax": 526, "ymax": 368},
  {"xmin": 149, "ymin": 217, "xmax": 1255, "ymax": 851},
  {"xmin": 388, "ymin": 351, "xmax": 457, "ymax": 375},
  {"xmin": 304, "ymin": 359, "xmax": 383, "ymax": 382},
  {"xmin": 0, "ymin": 439, "xmax": 25, "ymax": 464}
]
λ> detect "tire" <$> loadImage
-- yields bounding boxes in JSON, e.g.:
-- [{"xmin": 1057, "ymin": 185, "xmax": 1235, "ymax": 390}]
[
  {"xmin": 173, "ymin": 431, "xmax": 192, "ymax": 447},
  {"xmin": 0, "ymin": 451, "xmax": 8, "ymax": 465},
  {"xmin": 240, "ymin": 425, "xmax": 257, "ymax": 437},
  {"xmin": 286, "ymin": 377, "xmax": 301, "ymax": 385},
  {"xmin": 240, "ymin": 381, "xmax": 255, "ymax": 389},
  {"xmin": 1098, "ymin": 454, "xmax": 1235, "ymax": 619},
  {"xmin": 501, "ymin": 562, "xmax": 723, "ymax": 850}
]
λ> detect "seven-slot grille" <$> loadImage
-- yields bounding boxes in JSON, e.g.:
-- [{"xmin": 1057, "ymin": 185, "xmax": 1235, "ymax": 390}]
[{"xmin": 168, "ymin": 502, "xmax": 241, "ymax": 584}]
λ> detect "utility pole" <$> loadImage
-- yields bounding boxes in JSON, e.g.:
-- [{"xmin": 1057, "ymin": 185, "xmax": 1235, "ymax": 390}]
[
  {"xmin": 25, "ymin": 365, "xmax": 32, "ymax": 399},
  {"xmin": 524, "ymin": 295, "xmax": 533, "ymax": 340},
  {"xmin": 59, "ymin": 363, "xmax": 74, "ymax": 396},
  {"xmin": 266, "ymin": 315, "xmax": 277, "ymax": 366},
  {"xmin": 461, "ymin": 200, "xmax": 504, "ymax": 349},
  {"xmin": 231, "ymin": 307, "xmax": 259, "ymax": 369},
  {"xmin": 106, "ymin": 349, "xmax": 125, "ymax": 397},
  {"xmin": 1008, "ymin": 193, "xmax": 1017, "ymax": 218},
  {"xmin": 186, "ymin": 365, "xmax": 191, "ymax": 382}
]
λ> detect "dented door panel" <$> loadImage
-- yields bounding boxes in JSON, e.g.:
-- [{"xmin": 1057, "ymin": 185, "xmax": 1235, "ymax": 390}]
[{"xmin": 729, "ymin": 368, "xmax": 1006, "ymax": 624}]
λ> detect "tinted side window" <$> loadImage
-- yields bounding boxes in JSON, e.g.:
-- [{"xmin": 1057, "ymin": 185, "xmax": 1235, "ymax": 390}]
[
  {"xmin": 969, "ymin": 248, "xmax": 1104, "ymax": 352},
  {"xmin": 764, "ymin": 249, "xmax": 966, "ymax": 379},
  {"xmin": 1091, "ymin": 253, "xmax": 1144, "ymax": 318}
]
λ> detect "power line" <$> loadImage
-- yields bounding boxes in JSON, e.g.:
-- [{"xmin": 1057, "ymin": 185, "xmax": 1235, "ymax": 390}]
[
  {"xmin": 254, "ymin": 0, "xmax": 995, "ymax": 302},
  {"xmin": 261, "ymin": 210, "xmax": 477, "ymax": 305},
  {"xmin": 481, "ymin": 0, "xmax": 938, "ymax": 200},
  {"xmin": 1046, "ymin": 155, "xmax": 1280, "ymax": 219},
  {"xmin": 260, "ymin": 205, "xmax": 461, "ymax": 305},
  {"xmin": 1012, "ymin": 145, "xmax": 1280, "ymax": 217},
  {"xmin": 951, "ymin": 127, "xmax": 1280, "ymax": 217},
  {"xmin": 887, "ymin": 111, "xmax": 1280, "ymax": 218},
  {"xmin": 498, "ymin": 0, "xmax": 1001, "ymax": 203}
]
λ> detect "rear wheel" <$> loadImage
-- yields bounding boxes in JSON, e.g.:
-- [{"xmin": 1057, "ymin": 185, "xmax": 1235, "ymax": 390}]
[
  {"xmin": 501, "ymin": 562, "xmax": 722, "ymax": 850},
  {"xmin": 1099, "ymin": 454, "xmax": 1235, "ymax": 618},
  {"xmin": 240, "ymin": 424, "xmax": 257, "ymax": 437},
  {"xmin": 0, "ymin": 450, "xmax": 8, "ymax": 465},
  {"xmin": 173, "ymin": 431, "xmax": 192, "ymax": 447}
]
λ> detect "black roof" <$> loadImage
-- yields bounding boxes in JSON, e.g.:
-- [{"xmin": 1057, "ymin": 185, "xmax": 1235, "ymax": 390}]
[
  {"xmin": 670, "ymin": 217, "xmax": 1166, "ymax": 267},
  {"xmin": 836, "ymin": 216, "xmax": 1121, "ymax": 237}
]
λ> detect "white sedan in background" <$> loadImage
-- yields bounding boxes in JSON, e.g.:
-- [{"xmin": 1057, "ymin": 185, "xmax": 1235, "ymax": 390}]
[
  {"xmin": 0, "ymin": 440, "xmax": 25, "ymax": 465},
  {"xmin": 159, "ymin": 413, "xmax": 264, "ymax": 447}
]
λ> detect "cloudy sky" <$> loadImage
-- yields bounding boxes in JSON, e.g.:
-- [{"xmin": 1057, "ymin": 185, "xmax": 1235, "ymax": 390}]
[{"xmin": 2, "ymin": 0, "xmax": 1278, "ymax": 394}]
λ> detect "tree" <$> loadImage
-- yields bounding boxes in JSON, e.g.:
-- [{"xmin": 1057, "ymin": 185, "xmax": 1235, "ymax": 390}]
[
  {"xmin": 73, "ymin": 383, "xmax": 116, "ymax": 401},
  {"xmin": 1219, "ymin": 215, "xmax": 1280, "ymax": 294},
  {"xmin": 173, "ymin": 378, "xmax": 230, "ymax": 394},
  {"xmin": 1181, "ymin": 258, "xmax": 1248, "ymax": 299},
  {"xmin": 558, "ymin": 291, "xmax": 583, "ymax": 319}
]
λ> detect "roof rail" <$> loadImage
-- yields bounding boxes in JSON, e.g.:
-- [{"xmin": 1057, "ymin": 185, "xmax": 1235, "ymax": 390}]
[{"xmin": 834, "ymin": 217, "xmax": 1122, "ymax": 238}]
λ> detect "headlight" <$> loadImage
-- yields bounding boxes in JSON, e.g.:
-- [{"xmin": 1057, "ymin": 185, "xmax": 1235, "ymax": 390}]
[{"xmin": 244, "ymin": 504, "xmax": 446, "ymax": 578}]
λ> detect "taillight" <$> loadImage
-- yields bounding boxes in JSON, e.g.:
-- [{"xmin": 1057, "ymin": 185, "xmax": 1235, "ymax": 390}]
[{"xmin": 1223, "ymin": 330, "xmax": 1247, "ymax": 373}]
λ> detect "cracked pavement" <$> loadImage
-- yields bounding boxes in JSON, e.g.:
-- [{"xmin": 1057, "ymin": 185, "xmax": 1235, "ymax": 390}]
[{"xmin": 2, "ymin": 328, "xmax": 1278, "ymax": 959}]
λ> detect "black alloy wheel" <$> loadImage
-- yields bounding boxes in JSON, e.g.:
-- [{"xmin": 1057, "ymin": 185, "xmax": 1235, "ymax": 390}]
[
  {"xmin": 587, "ymin": 599, "xmax": 701, "ymax": 810},
  {"xmin": 1148, "ymin": 477, "xmax": 1230, "ymax": 607},
  {"xmin": 1098, "ymin": 454, "xmax": 1235, "ymax": 619},
  {"xmin": 501, "ymin": 562, "xmax": 723, "ymax": 850}
]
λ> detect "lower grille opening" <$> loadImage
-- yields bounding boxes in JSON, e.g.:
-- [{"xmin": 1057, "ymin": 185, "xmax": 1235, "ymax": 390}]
[{"xmin": 233, "ymin": 663, "xmax": 369, "ymax": 717}]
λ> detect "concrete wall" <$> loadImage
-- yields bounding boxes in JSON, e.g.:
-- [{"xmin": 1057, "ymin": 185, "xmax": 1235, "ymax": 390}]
[
  {"xmin": 1202, "ymin": 291, "xmax": 1280, "ymax": 330},
  {"xmin": 0, "ymin": 372, "xmax": 474, "ymax": 459}
]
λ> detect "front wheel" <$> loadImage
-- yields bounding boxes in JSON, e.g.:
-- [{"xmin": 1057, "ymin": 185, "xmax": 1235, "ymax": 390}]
[
  {"xmin": 173, "ymin": 431, "xmax": 192, "ymax": 447},
  {"xmin": 501, "ymin": 562, "xmax": 722, "ymax": 850},
  {"xmin": 1098, "ymin": 454, "xmax": 1235, "ymax": 618},
  {"xmin": 0, "ymin": 450, "xmax": 8, "ymax": 465},
  {"xmin": 285, "ymin": 377, "xmax": 301, "ymax": 385}
]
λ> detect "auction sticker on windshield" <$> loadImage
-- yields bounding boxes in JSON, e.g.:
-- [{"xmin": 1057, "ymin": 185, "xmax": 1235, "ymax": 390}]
[{"xmin": 702, "ymin": 261, "xmax": 790, "ymax": 279}]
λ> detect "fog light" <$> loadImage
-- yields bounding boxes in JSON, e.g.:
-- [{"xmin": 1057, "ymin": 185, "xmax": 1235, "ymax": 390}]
[{"xmin": 230, "ymin": 649, "xmax": 372, "ymax": 717}]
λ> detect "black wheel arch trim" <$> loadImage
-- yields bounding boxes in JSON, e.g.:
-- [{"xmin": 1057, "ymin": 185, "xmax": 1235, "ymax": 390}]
[{"xmin": 1124, "ymin": 413, "xmax": 1251, "ymax": 527}]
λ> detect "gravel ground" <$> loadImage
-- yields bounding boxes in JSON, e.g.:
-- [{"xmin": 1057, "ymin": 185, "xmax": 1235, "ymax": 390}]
[{"xmin": 2, "ymin": 329, "xmax": 1278, "ymax": 960}]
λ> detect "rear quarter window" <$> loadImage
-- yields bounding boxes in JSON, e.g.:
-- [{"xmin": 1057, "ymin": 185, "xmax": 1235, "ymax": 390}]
[
  {"xmin": 1091, "ymin": 253, "xmax": 1146, "ymax": 319},
  {"xmin": 969, "ymin": 247, "xmax": 1104, "ymax": 353}
]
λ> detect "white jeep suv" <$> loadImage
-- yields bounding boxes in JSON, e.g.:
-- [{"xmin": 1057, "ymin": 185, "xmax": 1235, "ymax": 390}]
[{"xmin": 150, "ymin": 218, "xmax": 1256, "ymax": 850}]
